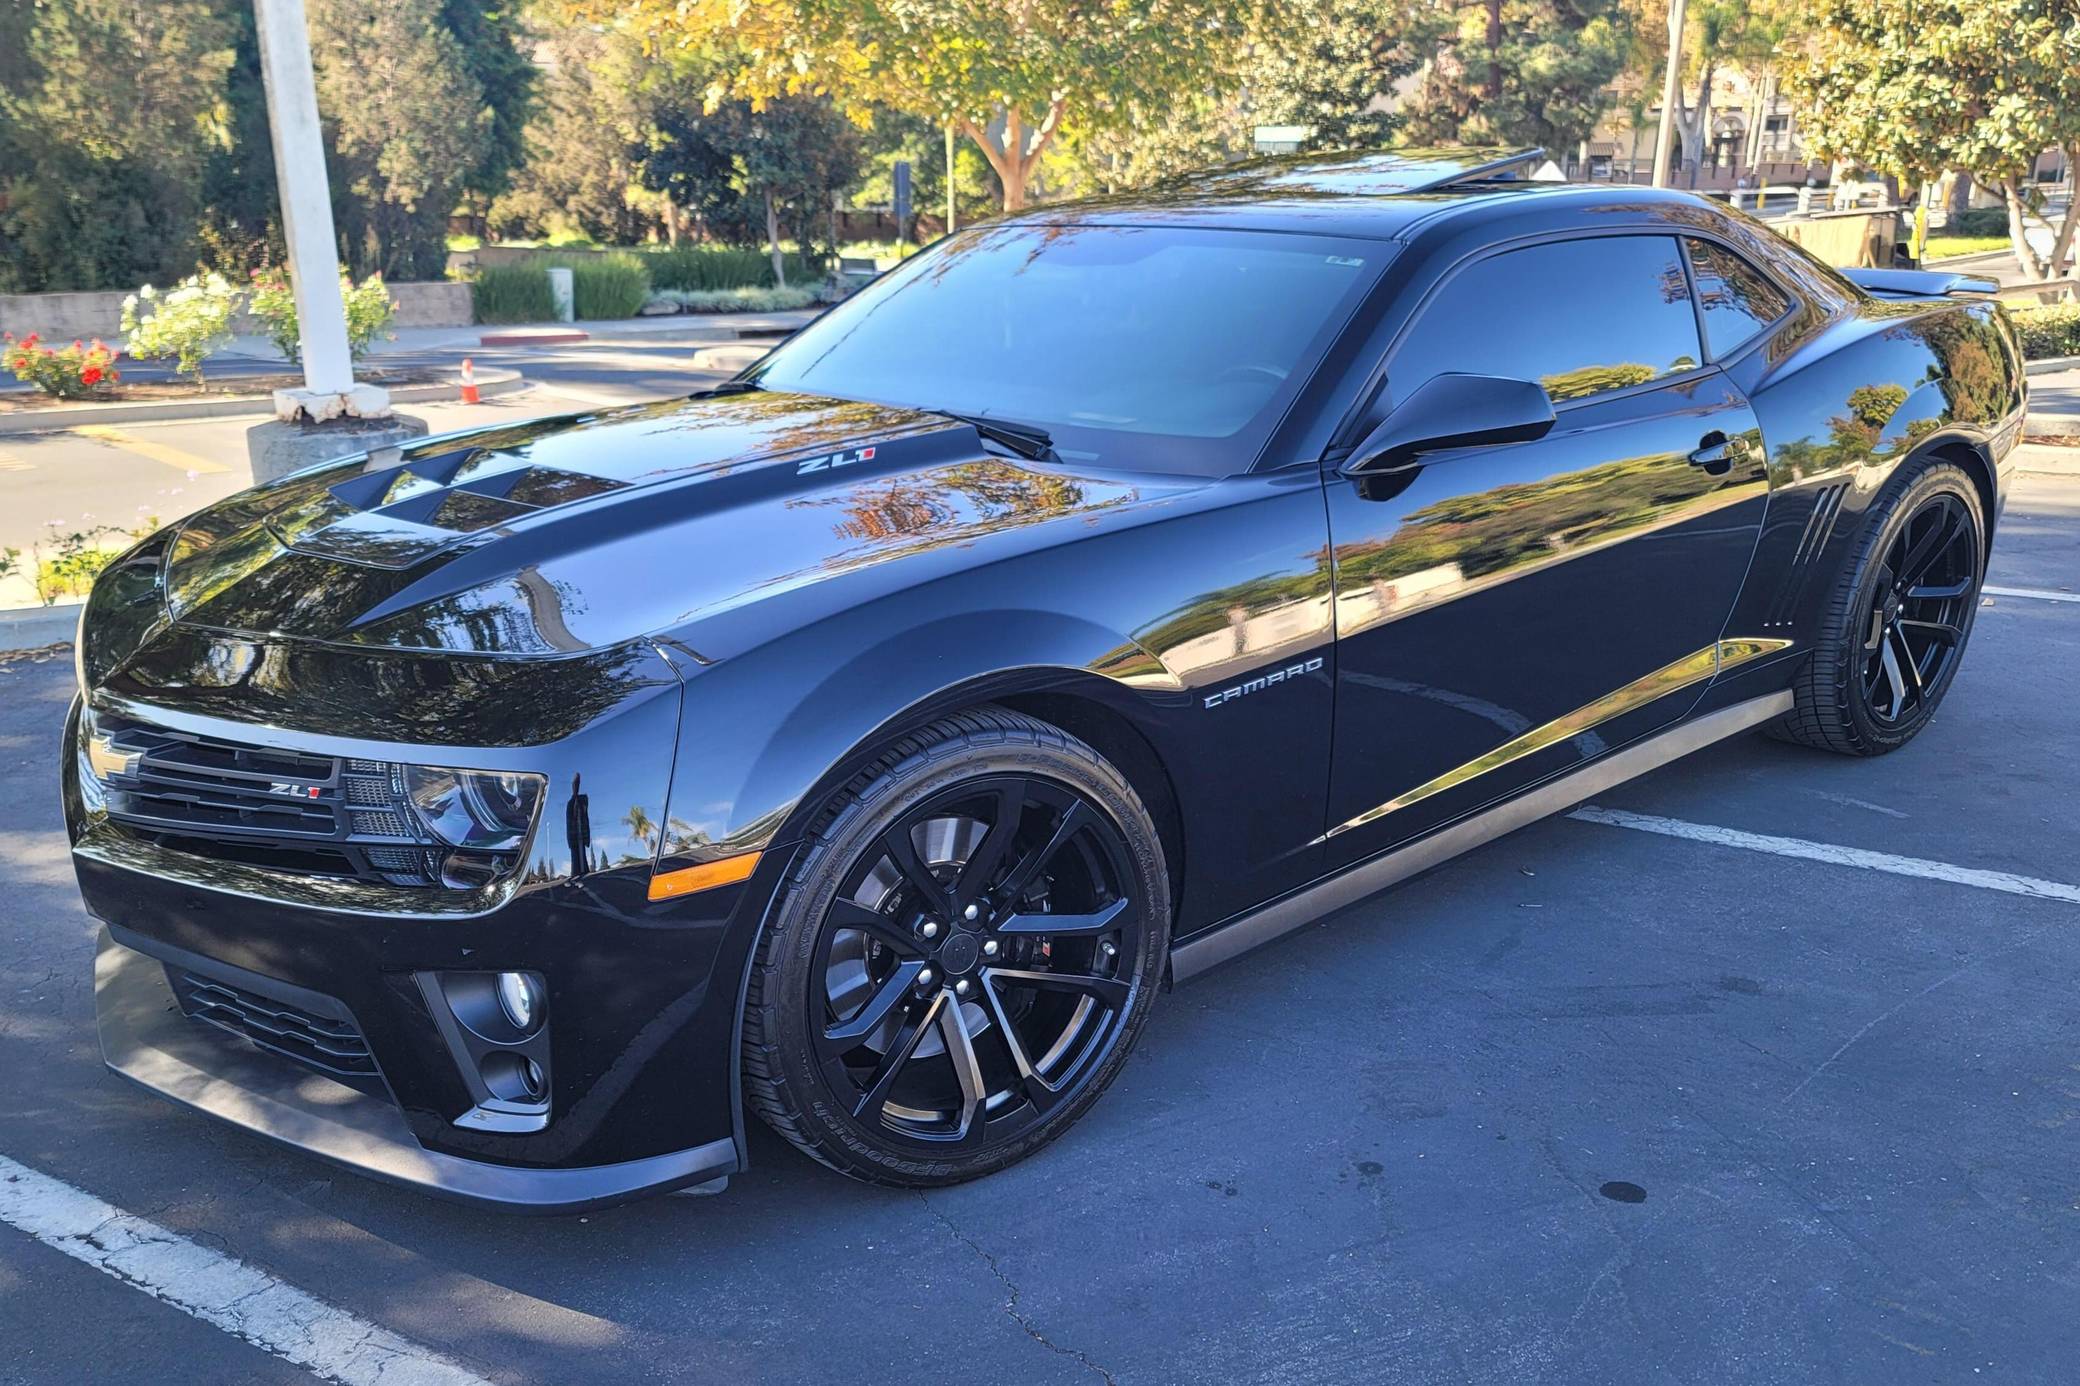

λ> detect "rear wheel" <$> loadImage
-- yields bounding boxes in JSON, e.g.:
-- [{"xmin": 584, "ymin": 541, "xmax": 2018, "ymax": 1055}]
[
  {"xmin": 742, "ymin": 708, "xmax": 1169, "ymax": 1185},
  {"xmin": 1775, "ymin": 461, "xmax": 1985, "ymax": 755}
]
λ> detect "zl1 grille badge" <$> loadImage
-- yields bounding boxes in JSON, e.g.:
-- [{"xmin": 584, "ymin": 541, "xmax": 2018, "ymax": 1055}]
[{"xmin": 268, "ymin": 782, "xmax": 324, "ymax": 799}]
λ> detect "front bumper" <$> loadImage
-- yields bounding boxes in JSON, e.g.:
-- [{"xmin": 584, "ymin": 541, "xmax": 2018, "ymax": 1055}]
[{"xmin": 96, "ymin": 926, "xmax": 736, "ymax": 1213}]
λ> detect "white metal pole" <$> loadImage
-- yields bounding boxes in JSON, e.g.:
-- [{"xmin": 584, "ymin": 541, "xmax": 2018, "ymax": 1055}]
[
  {"xmin": 253, "ymin": 0, "xmax": 357, "ymax": 406},
  {"xmin": 1651, "ymin": 0, "xmax": 1688, "ymax": 190}
]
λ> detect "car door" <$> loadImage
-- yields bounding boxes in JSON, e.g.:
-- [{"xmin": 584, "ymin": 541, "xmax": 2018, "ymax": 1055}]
[{"xmin": 1320, "ymin": 231, "xmax": 1773, "ymax": 869}]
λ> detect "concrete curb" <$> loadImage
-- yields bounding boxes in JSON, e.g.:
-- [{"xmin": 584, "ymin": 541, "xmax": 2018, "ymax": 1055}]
[
  {"xmin": 0, "ymin": 367, "xmax": 525, "ymax": 436},
  {"xmin": 2026, "ymin": 354, "xmax": 2080, "ymax": 376},
  {"xmin": 0, "ymin": 602, "xmax": 80, "ymax": 653}
]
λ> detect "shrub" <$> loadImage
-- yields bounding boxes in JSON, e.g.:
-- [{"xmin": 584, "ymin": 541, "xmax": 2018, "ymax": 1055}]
[
  {"xmin": 248, "ymin": 268, "xmax": 397, "ymax": 364},
  {"xmin": 2010, "ymin": 302, "xmax": 2080, "ymax": 360},
  {"xmin": 644, "ymin": 245, "xmax": 827, "ymax": 292},
  {"xmin": 647, "ymin": 286, "xmax": 821, "ymax": 314},
  {"xmin": 540, "ymin": 252, "xmax": 650, "ymax": 319},
  {"xmin": 121, "ymin": 272, "xmax": 241, "ymax": 383},
  {"xmin": 1, "ymin": 333, "xmax": 121, "ymax": 399},
  {"xmin": 30, "ymin": 521, "xmax": 131, "ymax": 604},
  {"xmin": 470, "ymin": 264, "xmax": 556, "ymax": 324},
  {"xmin": 1948, "ymin": 207, "xmax": 2010, "ymax": 238}
]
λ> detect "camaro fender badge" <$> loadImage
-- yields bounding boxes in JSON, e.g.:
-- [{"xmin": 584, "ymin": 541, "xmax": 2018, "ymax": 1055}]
[
  {"xmin": 1203, "ymin": 655, "xmax": 1326, "ymax": 709},
  {"xmin": 797, "ymin": 444, "xmax": 877, "ymax": 475},
  {"xmin": 268, "ymin": 782, "xmax": 323, "ymax": 799}
]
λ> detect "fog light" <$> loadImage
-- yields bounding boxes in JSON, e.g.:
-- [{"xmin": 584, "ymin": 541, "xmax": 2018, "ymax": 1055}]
[{"xmin": 495, "ymin": 971, "xmax": 542, "ymax": 1033}]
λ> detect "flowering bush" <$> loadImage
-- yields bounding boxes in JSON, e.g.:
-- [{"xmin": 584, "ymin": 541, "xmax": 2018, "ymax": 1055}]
[
  {"xmin": 121, "ymin": 272, "xmax": 241, "ymax": 384},
  {"xmin": 248, "ymin": 268, "xmax": 397, "ymax": 364},
  {"xmin": 1, "ymin": 333, "xmax": 121, "ymax": 399}
]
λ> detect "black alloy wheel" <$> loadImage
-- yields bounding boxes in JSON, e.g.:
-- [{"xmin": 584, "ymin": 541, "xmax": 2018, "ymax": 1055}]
[
  {"xmin": 743, "ymin": 708, "xmax": 1170, "ymax": 1185},
  {"xmin": 1777, "ymin": 460, "xmax": 1986, "ymax": 755},
  {"xmin": 1858, "ymin": 490, "xmax": 1977, "ymax": 727}
]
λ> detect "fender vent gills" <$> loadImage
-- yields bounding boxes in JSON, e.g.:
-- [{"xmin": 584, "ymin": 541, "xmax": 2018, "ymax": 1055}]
[{"xmin": 1764, "ymin": 482, "xmax": 1848, "ymax": 628}]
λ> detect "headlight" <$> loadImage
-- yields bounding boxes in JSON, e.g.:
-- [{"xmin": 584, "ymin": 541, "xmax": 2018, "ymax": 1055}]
[{"xmin": 402, "ymin": 766, "xmax": 545, "ymax": 851}]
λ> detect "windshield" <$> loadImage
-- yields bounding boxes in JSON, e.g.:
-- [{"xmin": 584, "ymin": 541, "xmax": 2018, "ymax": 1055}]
[{"xmin": 751, "ymin": 223, "xmax": 1388, "ymax": 475}]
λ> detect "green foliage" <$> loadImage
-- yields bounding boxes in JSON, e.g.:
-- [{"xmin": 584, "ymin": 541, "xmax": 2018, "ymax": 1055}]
[
  {"xmin": 1400, "ymin": 0, "xmax": 1631, "ymax": 156},
  {"xmin": 120, "ymin": 273, "xmax": 241, "ymax": 383},
  {"xmin": 1248, "ymin": 0, "xmax": 1451, "ymax": 152},
  {"xmin": 1, "ymin": 333, "xmax": 120, "ymax": 399},
  {"xmin": 1923, "ymin": 235, "xmax": 2013, "ymax": 259},
  {"xmin": 2010, "ymin": 303, "xmax": 2080, "ymax": 360},
  {"xmin": 28, "ymin": 521, "xmax": 153, "ymax": 605},
  {"xmin": 645, "ymin": 246, "xmax": 823, "ymax": 291},
  {"xmin": 540, "ymin": 253, "xmax": 652, "ymax": 320},
  {"xmin": 649, "ymin": 286, "xmax": 821, "ymax": 313},
  {"xmin": 1948, "ymin": 207, "xmax": 2011, "ymax": 238},
  {"xmin": 469, "ymin": 264, "xmax": 556, "ymax": 324},
  {"xmin": 247, "ymin": 269, "xmax": 398, "ymax": 364}
]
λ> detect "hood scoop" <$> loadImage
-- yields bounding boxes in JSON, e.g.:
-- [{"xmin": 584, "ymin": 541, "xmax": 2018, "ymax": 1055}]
[{"xmin": 269, "ymin": 446, "xmax": 631, "ymax": 570}]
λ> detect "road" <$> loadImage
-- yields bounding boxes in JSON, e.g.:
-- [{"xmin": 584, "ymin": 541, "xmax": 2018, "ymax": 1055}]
[
  {"xmin": 1, "ymin": 462, "xmax": 2077, "ymax": 1383},
  {"xmin": 0, "ymin": 336, "xmax": 729, "ymax": 567}
]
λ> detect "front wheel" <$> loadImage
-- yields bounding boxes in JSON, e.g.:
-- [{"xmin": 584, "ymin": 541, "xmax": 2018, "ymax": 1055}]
[
  {"xmin": 741, "ymin": 708, "xmax": 1170, "ymax": 1185},
  {"xmin": 1775, "ymin": 460, "xmax": 1986, "ymax": 755}
]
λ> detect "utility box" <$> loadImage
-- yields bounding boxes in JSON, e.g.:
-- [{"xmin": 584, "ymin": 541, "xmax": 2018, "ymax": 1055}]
[{"xmin": 546, "ymin": 266, "xmax": 574, "ymax": 323}]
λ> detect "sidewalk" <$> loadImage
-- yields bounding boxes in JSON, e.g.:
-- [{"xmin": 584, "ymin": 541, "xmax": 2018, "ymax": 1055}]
[{"xmin": 230, "ymin": 307, "xmax": 822, "ymax": 363}]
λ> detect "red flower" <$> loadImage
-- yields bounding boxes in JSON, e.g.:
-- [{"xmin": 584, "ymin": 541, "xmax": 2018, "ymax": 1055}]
[
  {"xmin": 81, "ymin": 366, "xmax": 103, "ymax": 385},
  {"xmin": 109, "ymin": 370, "xmax": 121, "ymax": 382}
]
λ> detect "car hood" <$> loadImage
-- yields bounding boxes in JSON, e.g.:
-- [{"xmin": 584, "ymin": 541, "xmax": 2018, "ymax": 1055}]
[{"xmin": 149, "ymin": 390, "xmax": 1176, "ymax": 660}]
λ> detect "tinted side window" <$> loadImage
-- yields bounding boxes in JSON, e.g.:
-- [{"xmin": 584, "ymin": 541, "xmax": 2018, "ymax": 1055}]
[
  {"xmin": 1392, "ymin": 236, "xmax": 1702, "ymax": 405},
  {"xmin": 1685, "ymin": 237, "xmax": 1791, "ymax": 356}
]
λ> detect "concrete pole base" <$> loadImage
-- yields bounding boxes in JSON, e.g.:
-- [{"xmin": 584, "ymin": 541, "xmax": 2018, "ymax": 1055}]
[{"xmin": 246, "ymin": 412, "xmax": 429, "ymax": 486}]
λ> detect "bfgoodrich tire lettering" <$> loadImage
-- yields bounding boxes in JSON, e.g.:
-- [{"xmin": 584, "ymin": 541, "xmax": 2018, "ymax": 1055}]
[
  {"xmin": 1774, "ymin": 459, "xmax": 1986, "ymax": 756},
  {"xmin": 741, "ymin": 707, "xmax": 1170, "ymax": 1185}
]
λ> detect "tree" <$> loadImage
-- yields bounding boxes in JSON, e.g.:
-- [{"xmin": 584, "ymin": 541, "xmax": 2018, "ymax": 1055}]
[
  {"xmin": 309, "ymin": 0, "xmax": 497, "ymax": 279},
  {"xmin": 1789, "ymin": 0, "xmax": 2080, "ymax": 280},
  {"xmin": 0, "ymin": 0, "xmax": 237, "ymax": 292},
  {"xmin": 440, "ymin": 0, "xmax": 539, "ymax": 213},
  {"xmin": 1401, "ymin": 0, "xmax": 1632, "ymax": 158},
  {"xmin": 563, "ymin": 0, "xmax": 1261, "ymax": 211},
  {"xmin": 1659, "ymin": 0, "xmax": 1784, "ymax": 186},
  {"xmin": 1249, "ymin": 0, "xmax": 1453, "ymax": 151}
]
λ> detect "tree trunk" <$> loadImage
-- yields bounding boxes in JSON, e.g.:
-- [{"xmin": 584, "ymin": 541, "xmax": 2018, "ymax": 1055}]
[
  {"xmin": 663, "ymin": 200, "xmax": 681, "ymax": 247},
  {"xmin": 2001, "ymin": 178, "xmax": 2048, "ymax": 279},
  {"xmin": 764, "ymin": 187, "xmax": 786, "ymax": 288},
  {"xmin": 1684, "ymin": 62, "xmax": 1715, "ymax": 189},
  {"xmin": 1484, "ymin": 0, "xmax": 1503, "ymax": 101},
  {"xmin": 963, "ymin": 99, "xmax": 1066, "ymax": 212}
]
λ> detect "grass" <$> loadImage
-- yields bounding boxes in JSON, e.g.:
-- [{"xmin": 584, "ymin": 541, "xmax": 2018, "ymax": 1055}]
[
  {"xmin": 644, "ymin": 245, "xmax": 827, "ymax": 292},
  {"xmin": 469, "ymin": 263, "xmax": 556, "ymax": 324},
  {"xmin": 539, "ymin": 252, "xmax": 651, "ymax": 320},
  {"xmin": 1924, "ymin": 234, "xmax": 2012, "ymax": 259}
]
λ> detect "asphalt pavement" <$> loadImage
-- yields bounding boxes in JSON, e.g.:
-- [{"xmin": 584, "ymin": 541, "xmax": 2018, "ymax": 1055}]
[{"xmin": 1, "ymin": 463, "xmax": 2077, "ymax": 1383}]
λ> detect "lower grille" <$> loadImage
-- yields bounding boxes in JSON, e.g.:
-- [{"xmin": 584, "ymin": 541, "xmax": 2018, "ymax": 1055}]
[{"xmin": 167, "ymin": 968, "xmax": 380, "ymax": 1084}]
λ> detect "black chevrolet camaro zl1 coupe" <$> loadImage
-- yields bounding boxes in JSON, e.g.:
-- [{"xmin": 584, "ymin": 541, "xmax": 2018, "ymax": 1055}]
[{"xmin": 66, "ymin": 148, "xmax": 2026, "ymax": 1209}]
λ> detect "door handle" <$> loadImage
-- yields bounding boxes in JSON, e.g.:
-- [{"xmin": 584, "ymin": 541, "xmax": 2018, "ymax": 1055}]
[{"xmin": 1688, "ymin": 432, "xmax": 1735, "ymax": 476}]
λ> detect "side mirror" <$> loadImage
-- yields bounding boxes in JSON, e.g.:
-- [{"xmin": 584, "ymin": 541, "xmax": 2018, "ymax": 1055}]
[{"xmin": 1343, "ymin": 372, "xmax": 1556, "ymax": 475}]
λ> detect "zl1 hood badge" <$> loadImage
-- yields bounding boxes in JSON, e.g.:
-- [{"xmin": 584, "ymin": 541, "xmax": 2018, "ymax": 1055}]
[{"xmin": 797, "ymin": 445, "xmax": 877, "ymax": 475}]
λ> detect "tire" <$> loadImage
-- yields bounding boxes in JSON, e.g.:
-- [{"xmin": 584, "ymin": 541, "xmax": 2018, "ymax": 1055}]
[
  {"xmin": 1773, "ymin": 459, "xmax": 1986, "ymax": 756},
  {"xmin": 741, "ymin": 707, "xmax": 1171, "ymax": 1186}
]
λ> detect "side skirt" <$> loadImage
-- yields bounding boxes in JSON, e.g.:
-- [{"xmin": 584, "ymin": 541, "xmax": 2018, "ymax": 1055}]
[{"xmin": 1167, "ymin": 690, "xmax": 1793, "ymax": 984}]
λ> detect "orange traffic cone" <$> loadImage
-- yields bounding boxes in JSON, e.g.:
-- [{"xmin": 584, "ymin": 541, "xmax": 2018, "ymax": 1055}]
[{"xmin": 460, "ymin": 357, "xmax": 481, "ymax": 405}]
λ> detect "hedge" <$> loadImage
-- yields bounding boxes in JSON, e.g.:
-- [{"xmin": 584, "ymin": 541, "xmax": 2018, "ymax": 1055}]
[
  {"xmin": 470, "ymin": 264, "xmax": 556, "ymax": 324},
  {"xmin": 2011, "ymin": 302, "xmax": 2080, "ymax": 360},
  {"xmin": 541, "ymin": 252, "xmax": 651, "ymax": 320},
  {"xmin": 645, "ymin": 245, "xmax": 827, "ymax": 291}
]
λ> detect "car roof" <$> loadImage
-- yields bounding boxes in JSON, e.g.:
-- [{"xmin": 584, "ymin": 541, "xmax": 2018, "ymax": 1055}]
[{"xmin": 1011, "ymin": 146, "xmax": 1727, "ymax": 241}]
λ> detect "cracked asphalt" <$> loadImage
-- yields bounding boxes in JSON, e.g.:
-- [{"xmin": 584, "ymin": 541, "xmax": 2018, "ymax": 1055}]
[{"xmin": 2, "ymin": 465, "xmax": 2078, "ymax": 1384}]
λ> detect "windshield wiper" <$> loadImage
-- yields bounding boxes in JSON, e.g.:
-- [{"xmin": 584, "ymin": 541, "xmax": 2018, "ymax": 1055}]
[
  {"xmin": 700, "ymin": 379, "xmax": 764, "ymax": 397},
  {"xmin": 929, "ymin": 409, "xmax": 1057, "ymax": 462}
]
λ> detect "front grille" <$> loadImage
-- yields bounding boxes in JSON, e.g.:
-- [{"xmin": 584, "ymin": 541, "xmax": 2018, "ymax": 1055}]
[
  {"xmin": 167, "ymin": 967, "xmax": 380, "ymax": 1084},
  {"xmin": 95, "ymin": 715, "xmax": 445, "ymax": 887}
]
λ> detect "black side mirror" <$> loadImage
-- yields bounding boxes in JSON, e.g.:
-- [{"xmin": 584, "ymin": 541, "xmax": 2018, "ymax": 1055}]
[{"xmin": 1343, "ymin": 372, "xmax": 1556, "ymax": 475}]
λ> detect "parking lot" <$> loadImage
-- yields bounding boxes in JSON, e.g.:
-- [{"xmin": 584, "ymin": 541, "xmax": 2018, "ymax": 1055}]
[{"xmin": 1, "ymin": 460, "xmax": 2077, "ymax": 1385}]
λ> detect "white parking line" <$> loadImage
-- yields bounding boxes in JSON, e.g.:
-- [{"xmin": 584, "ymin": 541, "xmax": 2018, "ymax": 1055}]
[
  {"xmin": 1568, "ymin": 806, "xmax": 2080, "ymax": 905},
  {"xmin": 0, "ymin": 1153, "xmax": 491, "ymax": 1386},
  {"xmin": 1985, "ymin": 584, "xmax": 2080, "ymax": 604}
]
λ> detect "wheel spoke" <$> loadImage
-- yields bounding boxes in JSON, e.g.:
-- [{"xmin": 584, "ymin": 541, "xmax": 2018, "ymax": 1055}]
[
  {"xmin": 996, "ymin": 800, "xmax": 1095, "ymax": 902},
  {"xmin": 1895, "ymin": 501, "xmax": 1954, "ymax": 585},
  {"xmin": 853, "ymin": 991, "xmax": 942, "ymax": 1124},
  {"xmin": 827, "ymin": 898, "xmax": 925, "ymax": 956},
  {"xmin": 986, "ymin": 964, "xmax": 1132, "ymax": 1011},
  {"xmin": 936, "ymin": 991, "xmax": 989, "ymax": 1143},
  {"xmin": 1863, "ymin": 603, "xmax": 1886, "ymax": 653},
  {"xmin": 1889, "ymin": 624, "xmax": 1925, "ymax": 694},
  {"xmin": 996, "ymin": 896, "xmax": 1131, "ymax": 938},
  {"xmin": 1878, "ymin": 632, "xmax": 1909, "ymax": 717},
  {"xmin": 977, "ymin": 973, "xmax": 1065, "ymax": 1115},
  {"xmin": 952, "ymin": 779, "xmax": 1027, "ymax": 906},
  {"xmin": 1898, "ymin": 616, "xmax": 1961, "ymax": 646},
  {"xmin": 821, "ymin": 959, "xmax": 925, "ymax": 1052},
  {"xmin": 1906, "ymin": 578, "xmax": 1973, "ymax": 602},
  {"xmin": 880, "ymin": 825, "xmax": 952, "ymax": 920}
]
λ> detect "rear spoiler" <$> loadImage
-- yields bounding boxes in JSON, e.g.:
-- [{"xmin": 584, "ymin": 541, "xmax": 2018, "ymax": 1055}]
[{"xmin": 1842, "ymin": 267, "xmax": 1999, "ymax": 300}]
